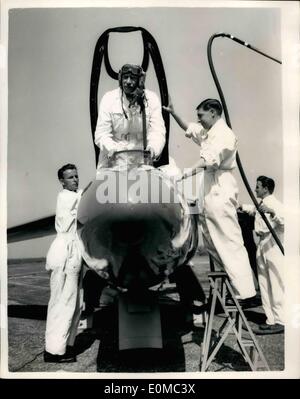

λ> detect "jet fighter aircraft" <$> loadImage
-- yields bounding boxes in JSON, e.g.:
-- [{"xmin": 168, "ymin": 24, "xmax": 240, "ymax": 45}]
[{"xmin": 7, "ymin": 27, "xmax": 200, "ymax": 350}]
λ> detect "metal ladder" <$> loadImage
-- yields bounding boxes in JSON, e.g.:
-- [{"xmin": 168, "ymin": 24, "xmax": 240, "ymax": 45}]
[{"xmin": 200, "ymin": 271, "xmax": 270, "ymax": 371}]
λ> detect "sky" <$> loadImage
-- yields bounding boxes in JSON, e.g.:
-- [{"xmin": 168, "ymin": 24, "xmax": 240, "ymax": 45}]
[{"xmin": 2, "ymin": 2, "xmax": 291, "ymax": 258}]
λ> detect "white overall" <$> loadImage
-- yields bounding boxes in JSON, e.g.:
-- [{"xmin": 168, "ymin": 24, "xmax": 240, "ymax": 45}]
[
  {"xmin": 187, "ymin": 119, "xmax": 256, "ymax": 299},
  {"xmin": 45, "ymin": 189, "xmax": 83, "ymax": 355},
  {"xmin": 94, "ymin": 88, "xmax": 166, "ymax": 173},
  {"xmin": 243, "ymin": 194, "xmax": 284, "ymax": 325}
]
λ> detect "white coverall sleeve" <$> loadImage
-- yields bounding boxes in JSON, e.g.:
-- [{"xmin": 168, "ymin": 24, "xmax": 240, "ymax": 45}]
[
  {"xmin": 200, "ymin": 132, "xmax": 236, "ymax": 170},
  {"xmin": 94, "ymin": 92, "xmax": 119, "ymax": 153},
  {"xmin": 146, "ymin": 92, "xmax": 166, "ymax": 158},
  {"xmin": 271, "ymin": 212, "xmax": 284, "ymax": 227},
  {"xmin": 186, "ymin": 123, "xmax": 204, "ymax": 146},
  {"xmin": 241, "ymin": 204, "xmax": 256, "ymax": 216},
  {"xmin": 268, "ymin": 199, "xmax": 284, "ymax": 228},
  {"xmin": 55, "ymin": 193, "xmax": 78, "ymax": 233}
]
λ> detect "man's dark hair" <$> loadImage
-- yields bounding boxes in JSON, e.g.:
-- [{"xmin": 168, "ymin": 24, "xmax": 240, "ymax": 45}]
[
  {"xmin": 196, "ymin": 99, "xmax": 223, "ymax": 116},
  {"xmin": 57, "ymin": 163, "xmax": 77, "ymax": 180},
  {"xmin": 257, "ymin": 175, "xmax": 275, "ymax": 194}
]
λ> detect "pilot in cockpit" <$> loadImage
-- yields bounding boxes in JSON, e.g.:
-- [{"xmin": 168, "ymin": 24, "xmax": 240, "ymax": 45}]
[{"xmin": 94, "ymin": 64, "xmax": 166, "ymax": 174}]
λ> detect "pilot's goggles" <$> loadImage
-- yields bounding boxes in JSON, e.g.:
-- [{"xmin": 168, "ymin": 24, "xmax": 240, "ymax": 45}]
[{"xmin": 120, "ymin": 64, "xmax": 143, "ymax": 76}]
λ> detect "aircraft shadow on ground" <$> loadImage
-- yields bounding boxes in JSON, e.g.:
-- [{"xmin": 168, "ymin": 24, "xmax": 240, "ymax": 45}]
[
  {"xmin": 8, "ymin": 304, "xmax": 47, "ymax": 320},
  {"xmin": 74, "ymin": 299, "xmax": 201, "ymax": 372},
  {"xmin": 95, "ymin": 302, "xmax": 191, "ymax": 373},
  {"xmin": 74, "ymin": 298, "xmax": 252, "ymax": 372}
]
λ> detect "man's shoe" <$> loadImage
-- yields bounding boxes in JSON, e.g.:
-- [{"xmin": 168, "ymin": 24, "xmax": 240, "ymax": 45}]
[
  {"xmin": 256, "ymin": 323, "xmax": 284, "ymax": 335},
  {"xmin": 225, "ymin": 295, "xmax": 257, "ymax": 309},
  {"xmin": 259, "ymin": 323, "xmax": 273, "ymax": 330},
  {"xmin": 43, "ymin": 349, "xmax": 77, "ymax": 363}
]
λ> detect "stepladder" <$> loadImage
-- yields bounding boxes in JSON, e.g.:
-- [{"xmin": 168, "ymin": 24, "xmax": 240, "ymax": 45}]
[{"xmin": 200, "ymin": 271, "xmax": 270, "ymax": 372}]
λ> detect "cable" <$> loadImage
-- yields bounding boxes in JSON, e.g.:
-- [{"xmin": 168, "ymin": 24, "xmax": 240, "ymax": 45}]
[{"xmin": 207, "ymin": 33, "xmax": 284, "ymax": 255}]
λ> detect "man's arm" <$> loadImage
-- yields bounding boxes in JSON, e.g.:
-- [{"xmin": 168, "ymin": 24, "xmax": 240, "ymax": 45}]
[
  {"xmin": 162, "ymin": 100, "xmax": 188, "ymax": 131},
  {"xmin": 178, "ymin": 127, "xmax": 236, "ymax": 181},
  {"xmin": 199, "ymin": 124, "xmax": 237, "ymax": 171},
  {"xmin": 241, "ymin": 204, "xmax": 257, "ymax": 216},
  {"xmin": 94, "ymin": 92, "xmax": 118, "ymax": 153},
  {"xmin": 259, "ymin": 200, "xmax": 284, "ymax": 227},
  {"xmin": 163, "ymin": 100, "xmax": 203, "ymax": 145},
  {"xmin": 55, "ymin": 193, "xmax": 78, "ymax": 233},
  {"xmin": 259, "ymin": 203, "xmax": 275, "ymax": 218},
  {"xmin": 179, "ymin": 157, "xmax": 206, "ymax": 180},
  {"xmin": 146, "ymin": 92, "xmax": 166, "ymax": 159}
]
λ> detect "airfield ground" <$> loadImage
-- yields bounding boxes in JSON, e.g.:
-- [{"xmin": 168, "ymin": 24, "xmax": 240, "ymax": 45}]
[{"xmin": 6, "ymin": 254, "xmax": 284, "ymax": 374}]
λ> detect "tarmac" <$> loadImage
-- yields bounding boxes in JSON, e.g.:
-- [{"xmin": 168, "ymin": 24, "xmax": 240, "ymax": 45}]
[{"xmin": 6, "ymin": 254, "xmax": 284, "ymax": 375}]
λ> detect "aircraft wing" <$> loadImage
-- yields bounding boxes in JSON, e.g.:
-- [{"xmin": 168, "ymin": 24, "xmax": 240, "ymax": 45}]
[{"xmin": 7, "ymin": 216, "xmax": 56, "ymax": 243}]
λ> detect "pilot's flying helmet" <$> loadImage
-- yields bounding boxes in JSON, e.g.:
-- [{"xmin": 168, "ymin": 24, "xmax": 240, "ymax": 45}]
[{"xmin": 118, "ymin": 64, "xmax": 146, "ymax": 88}]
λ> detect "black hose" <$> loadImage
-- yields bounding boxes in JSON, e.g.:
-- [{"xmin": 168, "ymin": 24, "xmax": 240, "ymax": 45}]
[{"xmin": 207, "ymin": 33, "xmax": 284, "ymax": 255}]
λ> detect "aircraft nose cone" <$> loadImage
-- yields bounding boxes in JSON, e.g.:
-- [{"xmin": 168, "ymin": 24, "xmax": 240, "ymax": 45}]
[{"xmin": 112, "ymin": 221, "xmax": 145, "ymax": 246}]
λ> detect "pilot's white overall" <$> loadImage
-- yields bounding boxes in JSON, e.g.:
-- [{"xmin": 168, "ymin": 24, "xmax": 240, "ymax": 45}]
[
  {"xmin": 242, "ymin": 195, "xmax": 284, "ymax": 325},
  {"xmin": 94, "ymin": 88, "xmax": 166, "ymax": 173},
  {"xmin": 187, "ymin": 118, "xmax": 256, "ymax": 299},
  {"xmin": 45, "ymin": 189, "xmax": 83, "ymax": 355}
]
